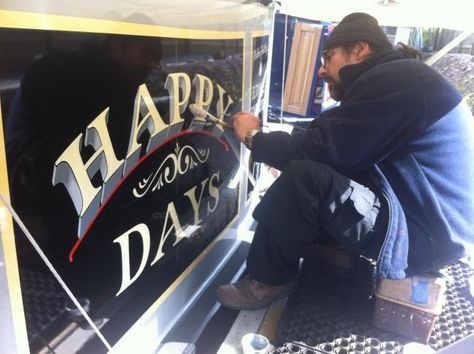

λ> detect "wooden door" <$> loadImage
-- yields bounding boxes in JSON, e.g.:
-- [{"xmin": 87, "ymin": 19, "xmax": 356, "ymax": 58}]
[{"xmin": 283, "ymin": 22, "xmax": 322, "ymax": 116}]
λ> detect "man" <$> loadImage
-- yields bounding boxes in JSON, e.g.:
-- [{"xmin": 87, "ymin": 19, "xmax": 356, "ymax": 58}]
[{"xmin": 217, "ymin": 12, "xmax": 474, "ymax": 310}]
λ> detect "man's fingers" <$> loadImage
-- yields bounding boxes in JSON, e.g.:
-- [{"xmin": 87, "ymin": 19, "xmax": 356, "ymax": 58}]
[{"xmin": 232, "ymin": 111, "xmax": 251, "ymax": 120}]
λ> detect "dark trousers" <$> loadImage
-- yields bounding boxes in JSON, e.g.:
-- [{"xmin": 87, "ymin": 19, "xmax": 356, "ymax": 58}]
[{"xmin": 247, "ymin": 160, "xmax": 387, "ymax": 285}]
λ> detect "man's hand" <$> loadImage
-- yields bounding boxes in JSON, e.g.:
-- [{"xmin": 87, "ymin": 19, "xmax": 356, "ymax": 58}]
[{"xmin": 232, "ymin": 111, "xmax": 260, "ymax": 142}]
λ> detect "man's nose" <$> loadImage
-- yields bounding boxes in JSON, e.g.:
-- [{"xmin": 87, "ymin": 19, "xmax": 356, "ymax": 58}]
[{"xmin": 318, "ymin": 65, "xmax": 327, "ymax": 78}]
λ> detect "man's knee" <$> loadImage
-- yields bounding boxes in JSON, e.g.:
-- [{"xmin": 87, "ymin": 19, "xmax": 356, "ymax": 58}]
[{"xmin": 253, "ymin": 160, "xmax": 333, "ymax": 224}]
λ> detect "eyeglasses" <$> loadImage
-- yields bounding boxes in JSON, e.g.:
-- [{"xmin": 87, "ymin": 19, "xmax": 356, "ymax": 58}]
[{"xmin": 320, "ymin": 49, "xmax": 335, "ymax": 69}]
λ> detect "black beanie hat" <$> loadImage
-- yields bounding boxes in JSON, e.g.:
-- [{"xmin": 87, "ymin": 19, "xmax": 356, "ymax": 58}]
[{"xmin": 323, "ymin": 12, "xmax": 393, "ymax": 51}]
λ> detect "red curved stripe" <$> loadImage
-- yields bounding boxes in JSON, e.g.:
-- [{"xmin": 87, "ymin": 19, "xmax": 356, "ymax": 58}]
[{"xmin": 68, "ymin": 129, "xmax": 230, "ymax": 262}]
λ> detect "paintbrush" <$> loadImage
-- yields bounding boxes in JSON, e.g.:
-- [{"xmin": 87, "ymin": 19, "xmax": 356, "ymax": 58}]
[{"xmin": 189, "ymin": 104, "xmax": 233, "ymax": 130}]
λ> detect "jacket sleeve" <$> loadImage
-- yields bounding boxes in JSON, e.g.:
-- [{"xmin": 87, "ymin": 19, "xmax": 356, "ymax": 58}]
[{"xmin": 252, "ymin": 65, "xmax": 433, "ymax": 173}]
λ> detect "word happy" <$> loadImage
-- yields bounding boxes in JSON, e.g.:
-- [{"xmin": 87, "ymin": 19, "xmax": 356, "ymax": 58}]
[{"xmin": 52, "ymin": 72, "xmax": 233, "ymax": 238}]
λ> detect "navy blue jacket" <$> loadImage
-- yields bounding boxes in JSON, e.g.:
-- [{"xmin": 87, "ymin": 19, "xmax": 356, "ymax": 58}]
[{"xmin": 252, "ymin": 50, "xmax": 474, "ymax": 278}]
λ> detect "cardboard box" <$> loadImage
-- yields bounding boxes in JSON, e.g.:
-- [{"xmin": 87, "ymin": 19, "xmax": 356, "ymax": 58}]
[{"xmin": 372, "ymin": 276, "xmax": 446, "ymax": 343}]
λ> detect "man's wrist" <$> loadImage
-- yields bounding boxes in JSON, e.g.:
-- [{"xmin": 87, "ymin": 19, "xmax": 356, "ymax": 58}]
[{"xmin": 244, "ymin": 129, "xmax": 260, "ymax": 150}]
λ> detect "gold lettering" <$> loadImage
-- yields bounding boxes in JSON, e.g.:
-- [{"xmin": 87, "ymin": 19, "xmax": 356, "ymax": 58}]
[
  {"xmin": 207, "ymin": 172, "xmax": 220, "ymax": 214},
  {"xmin": 53, "ymin": 71, "xmax": 233, "ymax": 240},
  {"xmin": 183, "ymin": 178, "xmax": 209, "ymax": 225},
  {"xmin": 52, "ymin": 108, "xmax": 123, "ymax": 237},
  {"xmin": 124, "ymin": 84, "xmax": 169, "ymax": 174},
  {"xmin": 150, "ymin": 201, "xmax": 184, "ymax": 266},
  {"xmin": 193, "ymin": 74, "xmax": 214, "ymax": 111},
  {"xmin": 114, "ymin": 223, "xmax": 151, "ymax": 296},
  {"xmin": 164, "ymin": 73, "xmax": 191, "ymax": 125},
  {"xmin": 216, "ymin": 84, "xmax": 234, "ymax": 120}
]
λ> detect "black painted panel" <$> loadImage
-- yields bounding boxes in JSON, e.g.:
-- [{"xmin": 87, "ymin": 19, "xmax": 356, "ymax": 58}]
[{"xmin": 0, "ymin": 27, "xmax": 243, "ymax": 351}]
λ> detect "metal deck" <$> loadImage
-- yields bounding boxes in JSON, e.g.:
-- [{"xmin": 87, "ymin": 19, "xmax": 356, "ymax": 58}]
[{"xmin": 270, "ymin": 260, "xmax": 474, "ymax": 354}]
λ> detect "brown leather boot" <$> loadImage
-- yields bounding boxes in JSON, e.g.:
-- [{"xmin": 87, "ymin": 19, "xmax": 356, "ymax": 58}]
[{"xmin": 217, "ymin": 275, "xmax": 297, "ymax": 311}]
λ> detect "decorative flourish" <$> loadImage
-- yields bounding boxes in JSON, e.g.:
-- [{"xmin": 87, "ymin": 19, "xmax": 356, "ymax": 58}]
[{"xmin": 133, "ymin": 143, "xmax": 210, "ymax": 198}]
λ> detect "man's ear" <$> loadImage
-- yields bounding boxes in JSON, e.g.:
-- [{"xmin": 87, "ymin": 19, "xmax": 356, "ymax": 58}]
[{"xmin": 353, "ymin": 42, "xmax": 372, "ymax": 61}]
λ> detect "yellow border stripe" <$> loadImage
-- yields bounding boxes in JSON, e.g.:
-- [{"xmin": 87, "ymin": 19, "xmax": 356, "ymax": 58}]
[
  {"xmin": 251, "ymin": 30, "xmax": 270, "ymax": 38},
  {"xmin": 0, "ymin": 99, "xmax": 29, "ymax": 353},
  {"xmin": 0, "ymin": 9, "xmax": 244, "ymax": 39}
]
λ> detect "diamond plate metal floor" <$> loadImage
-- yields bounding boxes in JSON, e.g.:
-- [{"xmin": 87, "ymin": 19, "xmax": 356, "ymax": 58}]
[
  {"xmin": 20, "ymin": 268, "xmax": 71, "ymax": 353},
  {"xmin": 271, "ymin": 260, "xmax": 474, "ymax": 354}
]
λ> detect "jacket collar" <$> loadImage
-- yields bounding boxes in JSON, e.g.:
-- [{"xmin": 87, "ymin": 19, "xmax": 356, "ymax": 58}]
[{"xmin": 338, "ymin": 49, "xmax": 405, "ymax": 98}]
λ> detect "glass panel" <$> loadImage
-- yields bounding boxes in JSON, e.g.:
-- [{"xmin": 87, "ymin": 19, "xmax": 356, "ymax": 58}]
[{"xmin": 0, "ymin": 22, "xmax": 244, "ymax": 352}]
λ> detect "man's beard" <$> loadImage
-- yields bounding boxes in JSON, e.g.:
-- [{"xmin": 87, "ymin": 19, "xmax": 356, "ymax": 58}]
[{"xmin": 328, "ymin": 80, "xmax": 345, "ymax": 101}]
